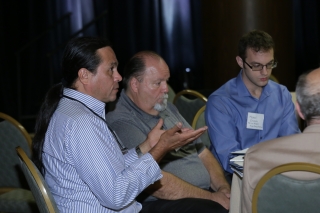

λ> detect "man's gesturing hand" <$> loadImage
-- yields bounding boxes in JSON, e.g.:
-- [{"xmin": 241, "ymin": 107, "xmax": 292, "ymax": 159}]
[{"xmin": 149, "ymin": 122, "xmax": 207, "ymax": 162}]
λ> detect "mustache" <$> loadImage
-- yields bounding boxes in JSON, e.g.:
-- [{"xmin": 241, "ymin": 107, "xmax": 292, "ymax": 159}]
[{"xmin": 162, "ymin": 94, "xmax": 169, "ymax": 99}]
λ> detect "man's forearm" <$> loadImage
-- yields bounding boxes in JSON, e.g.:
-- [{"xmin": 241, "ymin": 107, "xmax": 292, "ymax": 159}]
[
  {"xmin": 144, "ymin": 171, "xmax": 214, "ymax": 200},
  {"xmin": 199, "ymin": 148, "xmax": 230, "ymax": 191}
]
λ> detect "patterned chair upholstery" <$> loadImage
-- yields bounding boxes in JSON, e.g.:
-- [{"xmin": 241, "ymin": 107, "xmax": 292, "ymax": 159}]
[
  {"xmin": 173, "ymin": 89, "xmax": 207, "ymax": 125},
  {"xmin": 192, "ymin": 105, "xmax": 210, "ymax": 148},
  {"xmin": 0, "ymin": 112, "xmax": 38, "ymax": 212},
  {"xmin": 16, "ymin": 146, "xmax": 59, "ymax": 213}
]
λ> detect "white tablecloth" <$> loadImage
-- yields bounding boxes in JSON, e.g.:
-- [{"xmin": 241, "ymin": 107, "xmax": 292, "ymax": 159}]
[{"xmin": 229, "ymin": 174, "xmax": 242, "ymax": 213}]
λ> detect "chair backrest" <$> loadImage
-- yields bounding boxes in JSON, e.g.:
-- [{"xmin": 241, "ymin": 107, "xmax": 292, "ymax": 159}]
[
  {"xmin": 167, "ymin": 84, "xmax": 176, "ymax": 103},
  {"xmin": 290, "ymin": 91, "xmax": 304, "ymax": 130},
  {"xmin": 0, "ymin": 112, "xmax": 32, "ymax": 188},
  {"xmin": 173, "ymin": 89, "xmax": 207, "ymax": 125},
  {"xmin": 16, "ymin": 146, "xmax": 59, "ymax": 213},
  {"xmin": 252, "ymin": 162, "xmax": 320, "ymax": 213},
  {"xmin": 192, "ymin": 106, "xmax": 210, "ymax": 148},
  {"xmin": 269, "ymin": 74, "xmax": 279, "ymax": 83}
]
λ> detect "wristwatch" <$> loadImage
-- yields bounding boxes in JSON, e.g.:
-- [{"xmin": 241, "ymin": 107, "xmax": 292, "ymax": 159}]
[{"xmin": 135, "ymin": 146, "xmax": 143, "ymax": 158}]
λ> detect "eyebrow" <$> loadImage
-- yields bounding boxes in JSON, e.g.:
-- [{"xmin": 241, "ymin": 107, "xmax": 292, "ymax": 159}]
[
  {"xmin": 251, "ymin": 59, "xmax": 274, "ymax": 64},
  {"xmin": 110, "ymin": 61, "xmax": 118, "ymax": 66},
  {"xmin": 157, "ymin": 78, "xmax": 169, "ymax": 82}
]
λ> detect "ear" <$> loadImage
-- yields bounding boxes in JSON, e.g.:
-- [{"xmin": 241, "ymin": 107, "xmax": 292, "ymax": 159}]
[
  {"xmin": 236, "ymin": 56, "xmax": 244, "ymax": 69},
  {"xmin": 78, "ymin": 68, "xmax": 90, "ymax": 85},
  {"xmin": 130, "ymin": 77, "xmax": 140, "ymax": 93},
  {"xmin": 295, "ymin": 101, "xmax": 305, "ymax": 120}
]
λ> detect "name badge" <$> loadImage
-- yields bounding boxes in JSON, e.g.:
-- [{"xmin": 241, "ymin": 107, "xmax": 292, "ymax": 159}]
[{"xmin": 247, "ymin": 112, "xmax": 264, "ymax": 130}]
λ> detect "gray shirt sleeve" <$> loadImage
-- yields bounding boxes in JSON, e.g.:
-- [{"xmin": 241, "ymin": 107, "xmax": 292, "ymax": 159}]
[{"xmin": 108, "ymin": 118, "xmax": 153, "ymax": 149}]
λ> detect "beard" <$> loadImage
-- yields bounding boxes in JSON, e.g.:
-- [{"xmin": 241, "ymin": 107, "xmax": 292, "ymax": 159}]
[{"xmin": 154, "ymin": 94, "xmax": 169, "ymax": 112}]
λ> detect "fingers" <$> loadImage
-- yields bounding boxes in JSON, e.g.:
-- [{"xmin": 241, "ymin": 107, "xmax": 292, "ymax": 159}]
[
  {"xmin": 159, "ymin": 124, "xmax": 207, "ymax": 152},
  {"xmin": 181, "ymin": 126, "xmax": 207, "ymax": 135},
  {"xmin": 172, "ymin": 126, "xmax": 207, "ymax": 147},
  {"xmin": 225, "ymin": 193, "xmax": 231, "ymax": 199},
  {"xmin": 212, "ymin": 192, "xmax": 230, "ymax": 210},
  {"xmin": 165, "ymin": 122, "xmax": 183, "ymax": 136},
  {"xmin": 155, "ymin": 118, "xmax": 164, "ymax": 130},
  {"xmin": 183, "ymin": 126, "xmax": 207, "ymax": 139},
  {"xmin": 218, "ymin": 186, "xmax": 231, "ymax": 199},
  {"xmin": 179, "ymin": 128, "xmax": 190, "ymax": 133}
]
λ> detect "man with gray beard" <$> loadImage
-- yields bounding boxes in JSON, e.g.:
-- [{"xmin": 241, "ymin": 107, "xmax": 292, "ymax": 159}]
[{"xmin": 106, "ymin": 51, "xmax": 230, "ymax": 213}]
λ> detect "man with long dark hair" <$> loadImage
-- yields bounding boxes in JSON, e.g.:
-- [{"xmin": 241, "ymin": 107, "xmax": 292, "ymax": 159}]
[{"xmin": 32, "ymin": 37, "xmax": 207, "ymax": 212}]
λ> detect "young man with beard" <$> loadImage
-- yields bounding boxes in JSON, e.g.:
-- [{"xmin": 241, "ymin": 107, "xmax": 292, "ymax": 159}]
[
  {"xmin": 205, "ymin": 30, "xmax": 300, "ymax": 181},
  {"xmin": 106, "ymin": 51, "xmax": 230, "ymax": 213}
]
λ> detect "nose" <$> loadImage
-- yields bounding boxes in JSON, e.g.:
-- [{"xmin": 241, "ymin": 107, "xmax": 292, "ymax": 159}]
[
  {"xmin": 163, "ymin": 82, "xmax": 169, "ymax": 93},
  {"xmin": 114, "ymin": 70, "xmax": 122, "ymax": 82},
  {"xmin": 260, "ymin": 66, "xmax": 268, "ymax": 75}
]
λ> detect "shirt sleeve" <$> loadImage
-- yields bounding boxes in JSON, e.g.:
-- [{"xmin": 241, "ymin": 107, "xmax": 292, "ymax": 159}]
[
  {"xmin": 278, "ymin": 89, "xmax": 301, "ymax": 136},
  {"xmin": 205, "ymin": 95, "xmax": 239, "ymax": 173},
  {"xmin": 67, "ymin": 115, "xmax": 162, "ymax": 210}
]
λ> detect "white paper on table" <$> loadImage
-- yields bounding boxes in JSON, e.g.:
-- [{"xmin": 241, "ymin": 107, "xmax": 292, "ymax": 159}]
[
  {"xmin": 231, "ymin": 148, "xmax": 248, "ymax": 155},
  {"xmin": 230, "ymin": 155, "xmax": 244, "ymax": 162},
  {"xmin": 231, "ymin": 166, "xmax": 243, "ymax": 178},
  {"xmin": 231, "ymin": 161, "xmax": 243, "ymax": 167}
]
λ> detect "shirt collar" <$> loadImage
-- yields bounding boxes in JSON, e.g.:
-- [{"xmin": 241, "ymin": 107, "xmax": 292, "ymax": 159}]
[
  {"xmin": 119, "ymin": 89, "xmax": 161, "ymax": 120},
  {"xmin": 236, "ymin": 69, "xmax": 272, "ymax": 100},
  {"xmin": 63, "ymin": 88, "xmax": 106, "ymax": 119},
  {"xmin": 303, "ymin": 124, "xmax": 320, "ymax": 133}
]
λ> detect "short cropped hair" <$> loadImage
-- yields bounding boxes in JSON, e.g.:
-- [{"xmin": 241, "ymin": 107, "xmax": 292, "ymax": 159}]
[
  {"xmin": 238, "ymin": 30, "xmax": 275, "ymax": 60},
  {"xmin": 296, "ymin": 70, "xmax": 320, "ymax": 121},
  {"xmin": 122, "ymin": 51, "xmax": 162, "ymax": 90}
]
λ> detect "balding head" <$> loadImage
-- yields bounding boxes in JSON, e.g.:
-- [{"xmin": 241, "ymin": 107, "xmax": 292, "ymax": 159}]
[
  {"xmin": 122, "ymin": 51, "xmax": 164, "ymax": 91},
  {"xmin": 122, "ymin": 51, "xmax": 170, "ymax": 115},
  {"xmin": 305, "ymin": 68, "xmax": 320, "ymax": 95},
  {"xmin": 296, "ymin": 68, "xmax": 320, "ymax": 124}
]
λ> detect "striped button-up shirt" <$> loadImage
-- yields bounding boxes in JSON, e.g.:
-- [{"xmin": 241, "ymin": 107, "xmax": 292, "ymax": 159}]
[{"xmin": 43, "ymin": 88, "xmax": 162, "ymax": 213}]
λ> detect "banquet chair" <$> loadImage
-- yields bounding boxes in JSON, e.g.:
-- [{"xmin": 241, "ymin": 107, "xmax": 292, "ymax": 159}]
[
  {"xmin": 167, "ymin": 84, "xmax": 176, "ymax": 103},
  {"xmin": 16, "ymin": 146, "xmax": 59, "ymax": 213},
  {"xmin": 0, "ymin": 112, "xmax": 38, "ymax": 212},
  {"xmin": 269, "ymin": 74, "xmax": 279, "ymax": 83},
  {"xmin": 173, "ymin": 89, "xmax": 207, "ymax": 125},
  {"xmin": 290, "ymin": 91, "xmax": 304, "ymax": 130},
  {"xmin": 252, "ymin": 162, "xmax": 320, "ymax": 213},
  {"xmin": 192, "ymin": 106, "xmax": 210, "ymax": 148}
]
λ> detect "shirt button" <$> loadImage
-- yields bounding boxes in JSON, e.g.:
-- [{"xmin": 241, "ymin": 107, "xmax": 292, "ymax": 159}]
[{"xmin": 260, "ymin": 137, "xmax": 262, "ymax": 139}]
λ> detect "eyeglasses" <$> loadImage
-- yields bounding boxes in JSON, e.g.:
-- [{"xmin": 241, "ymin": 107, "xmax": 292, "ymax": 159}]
[{"xmin": 243, "ymin": 60, "xmax": 277, "ymax": 71}]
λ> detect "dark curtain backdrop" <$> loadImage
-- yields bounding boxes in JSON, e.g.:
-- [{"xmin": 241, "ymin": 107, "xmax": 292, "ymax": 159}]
[
  {"xmin": 98, "ymin": 0, "xmax": 204, "ymax": 92},
  {"xmin": 0, "ymin": 0, "xmax": 203, "ymax": 131},
  {"xmin": 0, "ymin": 0, "xmax": 319, "ymax": 132},
  {"xmin": 293, "ymin": 0, "xmax": 320, "ymax": 77},
  {"xmin": 46, "ymin": 0, "xmax": 203, "ymax": 92}
]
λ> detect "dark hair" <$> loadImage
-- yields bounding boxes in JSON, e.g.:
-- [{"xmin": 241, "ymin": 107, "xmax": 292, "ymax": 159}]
[
  {"xmin": 32, "ymin": 36, "xmax": 111, "ymax": 174},
  {"xmin": 296, "ymin": 70, "xmax": 320, "ymax": 122},
  {"xmin": 238, "ymin": 30, "xmax": 275, "ymax": 60},
  {"xmin": 122, "ymin": 50, "xmax": 161, "ymax": 90}
]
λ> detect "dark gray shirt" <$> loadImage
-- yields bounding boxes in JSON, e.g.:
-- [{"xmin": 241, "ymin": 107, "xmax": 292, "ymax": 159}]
[{"xmin": 106, "ymin": 90, "xmax": 211, "ymax": 202}]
